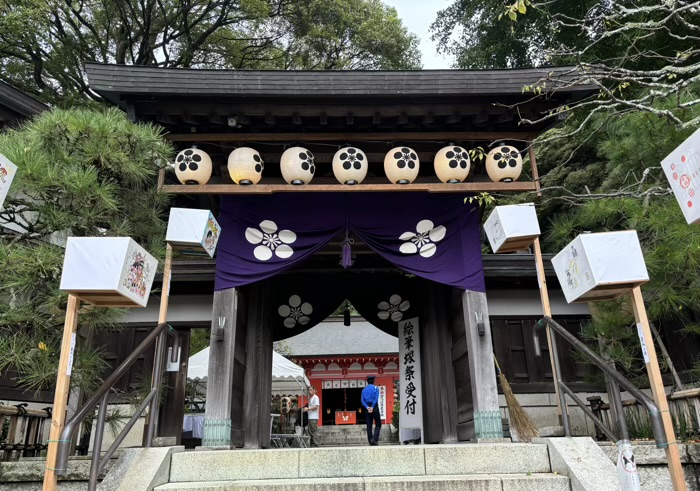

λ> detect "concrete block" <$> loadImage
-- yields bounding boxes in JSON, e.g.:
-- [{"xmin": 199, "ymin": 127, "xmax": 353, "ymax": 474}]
[
  {"xmin": 298, "ymin": 447, "xmax": 425, "ymax": 478},
  {"xmin": 539, "ymin": 426, "xmax": 564, "ymax": 438},
  {"xmin": 158, "ymin": 478, "xmax": 364, "ymax": 491},
  {"xmin": 231, "ymin": 477, "xmax": 363, "ymax": 491},
  {"xmin": 170, "ymin": 449, "xmax": 300, "ymax": 482},
  {"xmin": 364, "ymin": 474, "xmax": 501, "ymax": 491},
  {"xmin": 499, "ymin": 473, "xmax": 571, "ymax": 491},
  {"xmin": 153, "ymin": 437, "xmax": 178, "ymax": 447},
  {"xmin": 156, "ymin": 483, "xmax": 232, "ymax": 490},
  {"xmin": 0, "ymin": 456, "xmax": 115, "ymax": 482},
  {"xmin": 424, "ymin": 443, "xmax": 551, "ymax": 475},
  {"xmin": 99, "ymin": 445, "xmax": 184, "ymax": 491},
  {"xmin": 536, "ymin": 437, "xmax": 619, "ymax": 491}
]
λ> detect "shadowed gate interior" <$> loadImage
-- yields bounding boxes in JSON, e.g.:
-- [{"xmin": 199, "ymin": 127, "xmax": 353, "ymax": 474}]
[{"xmin": 205, "ymin": 265, "xmax": 496, "ymax": 448}]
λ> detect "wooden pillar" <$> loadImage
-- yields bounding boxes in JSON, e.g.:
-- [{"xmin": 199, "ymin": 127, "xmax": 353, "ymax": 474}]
[
  {"xmin": 461, "ymin": 290, "xmax": 502, "ymax": 439},
  {"xmin": 157, "ymin": 328, "xmax": 191, "ymax": 444},
  {"xmin": 420, "ymin": 283, "xmax": 458, "ymax": 443},
  {"xmin": 203, "ymin": 288, "xmax": 245, "ymax": 447},
  {"xmin": 243, "ymin": 283, "xmax": 273, "ymax": 449}
]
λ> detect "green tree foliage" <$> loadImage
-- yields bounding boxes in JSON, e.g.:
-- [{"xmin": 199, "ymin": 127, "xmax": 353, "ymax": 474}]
[
  {"xmin": 280, "ymin": 0, "xmax": 420, "ymax": 70},
  {"xmin": 430, "ymin": 0, "xmax": 599, "ymax": 68},
  {"xmin": 532, "ymin": 96, "xmax": 700, "ymax": 379},
  {"xmin": 0, "ymin": 0, "xmax": 420, "ymax": 105},
  {"xmin": 0, "ymin": 108, "xmax": 173, "ymax": 393}
]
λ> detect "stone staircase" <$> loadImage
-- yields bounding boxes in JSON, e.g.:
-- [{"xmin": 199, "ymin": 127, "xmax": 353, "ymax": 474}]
[
  {"xmin": 316, "ymin": 424, "xmax": 395, "ymax": 446},
  {"xmin": 155, "ymin": 443, "xmax": 571, "ymax": 491}
]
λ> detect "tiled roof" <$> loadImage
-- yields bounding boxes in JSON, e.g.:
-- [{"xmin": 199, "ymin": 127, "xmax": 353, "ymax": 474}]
[
  {"xmin": 0, "ymin": 81, "xmax": 48, "ymax": 120},
  {"xmin": 86, "ymin": 63, "xmax": 593, "ymax": 101},
  {"xmin": 279, "ymin": 319, "xmax": 398, "ymax": 357}
]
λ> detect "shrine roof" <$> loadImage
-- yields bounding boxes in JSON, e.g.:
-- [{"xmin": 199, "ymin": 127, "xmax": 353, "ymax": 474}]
[
  {"xmin": 86, "ymin": 63, "xmax": 592, "ymax": 101},
  {"xmin": 278, "ymin": 319, "xmax": 398, "ymax": 357},
  {"xmin": 0, "ymin": 81, "xmax": 48, "ymax": 128}
]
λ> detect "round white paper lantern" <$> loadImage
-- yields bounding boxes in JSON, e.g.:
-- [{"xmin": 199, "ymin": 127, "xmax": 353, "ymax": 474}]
[
  {"xmin": 434, "ymin": 145, "xmax": 471, "ymax": 183},
  {"xmin": 332, "ymin": 147, "xmax": 368, "ymax": 185},
  {"xmin": 227, "ymin": 147, "xmax": 263, "ymax": 185},
  {"xmin": 485, "ymin": 145, "xmax": 523, "ymax": 183},
  {"xmin": 281, "ymin": 147, "xmax": 315, "ymax": 185},
  {"xmin": 384, "ymin": 146, "xmax": 419, "ymax": 184},
  {"xmin": 174, "ymin": 147, "xmax": 212, "ymax": 185}
]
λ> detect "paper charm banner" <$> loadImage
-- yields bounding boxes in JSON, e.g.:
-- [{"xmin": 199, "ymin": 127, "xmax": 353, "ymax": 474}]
[
  {"xmin": 215, "ymin": 193, "xmax": 485, "ymax": 292},
  {"xmin": 661, "ymin": 127, "xmax": 700, "ymax": 224},
  {"xmin": 0, "ymin": 154, "xmax": 18, "ymax": 210},
  {"xmin": 398, "ymin": 317, "xmax": 424, "ymax": 443}
]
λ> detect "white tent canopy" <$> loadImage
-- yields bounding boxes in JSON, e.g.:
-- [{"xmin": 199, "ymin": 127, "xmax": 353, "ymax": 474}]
[{"xmin": 187, "ymin": 348, "xmax": 310, "ymax": 395}]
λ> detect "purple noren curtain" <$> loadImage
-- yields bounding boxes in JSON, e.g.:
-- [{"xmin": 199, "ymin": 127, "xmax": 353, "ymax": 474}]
[{"xmin": 215, "ymin": 193, "xmax": 485, "ymax": 292}]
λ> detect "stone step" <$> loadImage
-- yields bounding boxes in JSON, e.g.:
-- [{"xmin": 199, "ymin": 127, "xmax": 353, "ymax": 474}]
[
  {"xmin": 169, "ymin": 444, "xmax": 552, "ymax": 483},
  {"xmin": 156, "ymin": 473, "xmax": 569, "ymax": 491}
]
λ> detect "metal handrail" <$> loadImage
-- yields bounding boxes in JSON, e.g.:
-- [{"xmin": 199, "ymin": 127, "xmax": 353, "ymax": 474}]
[
  {"xmin": 55, "ymin": 322, "xmax": 178, "ymax": 490},
  {"xmin": 535, "ymin": 316, "xmax": 667, "ymax": 448}
]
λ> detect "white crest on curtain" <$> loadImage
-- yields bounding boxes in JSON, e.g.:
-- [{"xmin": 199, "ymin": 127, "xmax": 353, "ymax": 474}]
[
  {"xmin": 278, "ymin": 294, "xmax": 313, "ymax": 328},
  {"xmin": 377, "ymin": 294, "xmax": 411, "ymax": 322},
  {"xmin": 245, "ymin": 219, "xmax": 297, "ymax": 261},
  {"xmin": 399, "ymin": 219, "xmax": 446, "ymax": 258}
]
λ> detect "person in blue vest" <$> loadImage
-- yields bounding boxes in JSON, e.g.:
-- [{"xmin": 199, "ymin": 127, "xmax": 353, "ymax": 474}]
[{"xmin": 361, "ymin": 376, "xmax": 381, "ymax": 446}]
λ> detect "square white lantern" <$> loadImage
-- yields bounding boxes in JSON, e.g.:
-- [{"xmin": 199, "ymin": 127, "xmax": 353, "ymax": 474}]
[
  {"xmin": 165, "ymin": 208, "xmax": 221, "ymax": 257},
  {"xmin": 0, "ymin": 154, "xmax": 18, "ymax": 210},
  {"xmin": 483, "ymin": 203, "xmax": 541, "ymax": 253},
  {"xmin": 60, "ymin": 237, "xmax": 158, "ymax": 307},
  {"xmin": 661, "ymin": 127, "xmax": 700, "ymax": 224},
  {"xmin": 551, "ymin": 231, "xmax": 649, "ymax": 303}
]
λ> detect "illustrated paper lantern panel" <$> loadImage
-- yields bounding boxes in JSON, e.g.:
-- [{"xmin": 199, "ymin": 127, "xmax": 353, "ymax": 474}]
[
  {"xmin": 483, "ymin": 203, "xmax": 541, "ymax": 253},
  {"xmin": 0, "ymin": 154, "xmax": 18, "ymax": 210},
  {"xmin": 60, "ymin": 237, "xmax": 158, "ymax": 307},
  {"xmin": 166, "ymin": 207, "xmax": 221, "ymax": 257},
  {"xmin": 551, "ymin": 231, "xmax": 649, "ymax": 304},
  {"xmin": 175, "ymin": 147, "xmax": 212, "ymax": 185},
  {"xmin": 661, "ymin": 127, "xmax": 700, "ymax": 224}
]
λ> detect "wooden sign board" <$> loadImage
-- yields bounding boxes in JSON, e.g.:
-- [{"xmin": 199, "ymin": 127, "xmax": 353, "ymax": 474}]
[
  {"xmin": 661, "ymin": 127, "xmax": 700, "ymax": 224},
  {"xmin": 0, "ymin": 154, "xmax": 18, "ymax": 210},
  {"xmin": 166, "ymin": 207, "xmax": 221, "ymax": 257},
  {"xmin": 59, "ymin": 237, "xmax": 158, "ymax": 307},
  {"xmin": 483, "ymin": 203, "xmax": 541, "ymax": 253},
  {"xmin": 552, "ymin": 231, "xmax": 649, "ymax": 303}
]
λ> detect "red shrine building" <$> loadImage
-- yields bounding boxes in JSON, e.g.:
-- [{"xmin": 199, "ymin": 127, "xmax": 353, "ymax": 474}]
[{"xmin": 283, "ymin": 318, "xmax": 399, "ymax": 427}]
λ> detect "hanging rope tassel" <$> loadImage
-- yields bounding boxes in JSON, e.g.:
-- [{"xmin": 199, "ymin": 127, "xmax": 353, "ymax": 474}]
[{"xmin": 341, "ymin": 232, "xmax": 354, "ymax": 269}]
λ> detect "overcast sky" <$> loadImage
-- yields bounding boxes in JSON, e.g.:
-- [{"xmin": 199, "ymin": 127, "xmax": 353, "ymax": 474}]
[{"xmin": 382, "ymin": 0, "xmax": 454, "ymax": 69}]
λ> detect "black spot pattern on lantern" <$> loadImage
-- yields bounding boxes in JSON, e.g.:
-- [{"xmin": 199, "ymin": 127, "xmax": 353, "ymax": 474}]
[
  {"xmin": 338, "ymin": 147, "xmax": 364, "ymax": 172},
  {"xmin": 493, "ymin": 147, "xmax": 519, "ymax": 169},
  {"xmin": 299, "ymin": 151, "xmax": 315, "ymax": 174},
  {"xmin": 398, "ymin": 147, "xmax": 417, "ymax": 170},
  {"xmin": 447, "ymin": 146, "xmax": 469, "ymax": 169},
  {"xmin": 177, "ymin": 150, "xmax": 199, "ymax": 172}
]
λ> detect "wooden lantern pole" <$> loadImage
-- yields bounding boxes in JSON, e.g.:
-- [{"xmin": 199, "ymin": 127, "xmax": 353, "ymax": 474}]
[
  {"xmin": 532, "ymin": 237, "xmax": 566, "ymax": 420},
  {"xmin": 528, "ymin": 142, "xmax": 565, "ymax": 420},
  {"xmin": 630, "ymin": 286, "xmax": 687, "ymax": 491},
  {"xmin": 43, "ymin": 294, "xmax": 81, "ymax": 491},
  {"xmin": 142, "ymin": 243, "xmax": 174, "ymax": 445}
]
